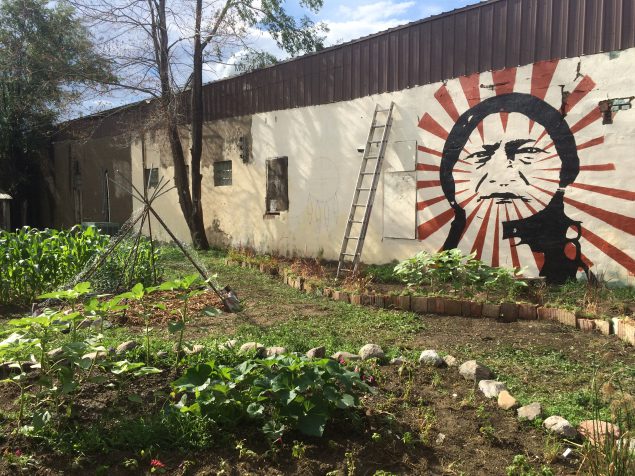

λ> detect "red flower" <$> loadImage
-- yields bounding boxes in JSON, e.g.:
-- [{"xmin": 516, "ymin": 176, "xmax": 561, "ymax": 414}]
[
  {"xmin": 150, "ymin": 459, "xmax": 166, "ymax": 468},
  {"xmin": 339, "ymin": 358, "xmax": 346, "ymax": 365},
  {"xmin": 367, "ymin": 376, "xmax": 376, "ymax": 385},
  {"xmin": 14, "ymin": 449, "xmax": 22, "ymax": 457}
]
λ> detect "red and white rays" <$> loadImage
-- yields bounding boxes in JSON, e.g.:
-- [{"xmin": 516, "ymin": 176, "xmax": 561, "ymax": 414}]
[{"xmin": 416, "ymin": 60, "xmax": 635, "ymax": 277}]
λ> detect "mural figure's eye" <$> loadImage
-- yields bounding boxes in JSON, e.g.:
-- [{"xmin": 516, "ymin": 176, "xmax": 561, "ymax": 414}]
[
  {"xmin": 466, "ymin": 149, "xmax": 495, "ymax": 167},
  {"xmin": 516, "ymin": 147, "xmax": 546, "ymax": 155}
]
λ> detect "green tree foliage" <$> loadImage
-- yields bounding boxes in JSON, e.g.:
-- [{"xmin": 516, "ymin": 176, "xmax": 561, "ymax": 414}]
[{"xmin": 0, "ymin": 0, "xmax": 111, "ymax": 221}]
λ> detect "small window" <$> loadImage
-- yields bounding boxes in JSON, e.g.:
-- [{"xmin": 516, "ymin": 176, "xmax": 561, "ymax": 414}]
[
  {"xmin": 144, "ymin": 167, "xmax": 159, "ymax": 189},
  {"xmin": 266, "ymin": 157, "xmax": 288, "ymax": 213},
  {"xmin": 213, "ymin": 160, "xmax": 232, "ymax": 186}
]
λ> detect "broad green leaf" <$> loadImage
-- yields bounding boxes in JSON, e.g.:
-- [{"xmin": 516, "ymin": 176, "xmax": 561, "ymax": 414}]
[
  {"xmin": 297, "ymin": 412, "xmax": 327, "ymax": 437},
  {"xmin": 133, "ymin": 367, "xmax": 162, "ymax": 377},
  {"xmin": 127, "ymin": 394, "xmax": 143, "ymax": 403},
  {"xmin": 168, "ymin": 321, "xmax": 185, "ymax": 333},
  {"xmin": 247, "ymin": 403, "xmax": 265, "ymax": 418},
  {"xmin": 203, "ymin": 307, "xmax": 222, "ymax": 317},
  {"xmin": 172, "ymin": 364, "xmax": 213, "ymax": 390}
]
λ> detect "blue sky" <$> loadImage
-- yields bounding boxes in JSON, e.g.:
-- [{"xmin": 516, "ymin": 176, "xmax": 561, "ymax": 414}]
[{"xmin": 76, "ymin": 0, "xmax": 481, "ymax": 117}]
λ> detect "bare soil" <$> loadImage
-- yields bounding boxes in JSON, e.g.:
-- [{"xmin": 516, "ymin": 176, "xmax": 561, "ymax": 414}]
[{"xmin": 0, "ymin": 262, "xmax": 632, "ymax": 475}]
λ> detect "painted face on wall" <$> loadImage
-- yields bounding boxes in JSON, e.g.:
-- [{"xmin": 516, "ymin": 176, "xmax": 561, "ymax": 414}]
[{"xmin": 457, "ymin": 113, "xmax": 560, "ymax": 214}]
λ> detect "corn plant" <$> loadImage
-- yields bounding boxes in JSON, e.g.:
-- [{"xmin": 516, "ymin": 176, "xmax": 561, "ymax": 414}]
[{"xmin": 0, "ymin": 226, "xmax": 109, "ymax": 305}]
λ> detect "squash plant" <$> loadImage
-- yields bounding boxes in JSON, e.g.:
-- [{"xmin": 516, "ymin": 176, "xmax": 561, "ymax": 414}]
[{"xmin": 172, "ymin": 354, "xmax": 375, "ymax": 441}]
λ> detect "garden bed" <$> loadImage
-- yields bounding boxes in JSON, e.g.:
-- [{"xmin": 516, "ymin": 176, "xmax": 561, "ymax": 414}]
[{"xmin": 0, "ymin": 246, "xmax": 632, "ymax": 475}]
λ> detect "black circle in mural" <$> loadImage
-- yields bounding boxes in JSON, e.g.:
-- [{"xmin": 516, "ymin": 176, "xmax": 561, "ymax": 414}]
[{"xmin": 438, "ymin": 93, "xmax": 586, "ymax": 284}]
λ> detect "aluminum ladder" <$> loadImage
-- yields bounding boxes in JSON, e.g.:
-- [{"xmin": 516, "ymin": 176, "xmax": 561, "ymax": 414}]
[{"xmin": 336, "ymin": 102, "xmax": 395, "ymax": 279}]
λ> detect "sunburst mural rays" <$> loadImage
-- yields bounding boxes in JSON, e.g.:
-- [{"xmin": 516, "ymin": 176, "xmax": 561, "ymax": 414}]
[{"xmin": 416, "ymin": 60, "xmax": 635, "ymax": 283}]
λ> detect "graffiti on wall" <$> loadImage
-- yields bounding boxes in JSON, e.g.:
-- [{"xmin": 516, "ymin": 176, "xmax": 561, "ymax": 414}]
[{"xmin": 416, "ymin": 60, "xmax": 635, "ymax": 284}]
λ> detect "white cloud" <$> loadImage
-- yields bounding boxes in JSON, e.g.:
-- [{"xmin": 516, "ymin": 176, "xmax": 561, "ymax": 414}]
[
  {"xmin": 323, "ymin": 1, "xmax": 416, "ymax": 45},
  {"xmin": 338, "ymin": 1, "xmax": 415, "ymax": 21}
]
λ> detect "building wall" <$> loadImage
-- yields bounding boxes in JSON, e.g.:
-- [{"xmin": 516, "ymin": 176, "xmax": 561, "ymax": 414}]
[
  {"xmin": 51, "ymin": 135, "xmax": 133, "ymax": 228},
  {"xmin": 134, "ymin": 48, "xmax": 635, "ymax": 283}
]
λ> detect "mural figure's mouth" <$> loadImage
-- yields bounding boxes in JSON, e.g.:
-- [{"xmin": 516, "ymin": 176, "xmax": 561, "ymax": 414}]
[{"xmin": 478, "ymin": 192, "xmax": 530, "ymax": 204}]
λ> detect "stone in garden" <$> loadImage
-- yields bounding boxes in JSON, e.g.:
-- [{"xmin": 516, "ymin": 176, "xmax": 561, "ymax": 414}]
[
  {"xmin": 265, "ymin": 346, "xmax": 287, "ymax": 357},
  {"xmin": 77, "ymin": 318, "xmax": 94, "ymax": 330},
  {"xmin": 116, "ymin": 340, "xmax": 138, "ymax": 355},
  {"xmin": 96, "ymin": 318, "xmax": 113, "ymax": 329},
  {"xmin": 185, "ymin": 344, "xmax": 205, "ymax": 355},
  {"xmin": 435, "ymin": 433, "xmax": 446, "ymax": 445},
  {"xmin": 81, "ymin": 351, "xmax": 107, "ymax": 361},
  {"xmin": 331, "ymin": 351, "xmax": 360, "ymax": 362},
  {"xmin": 497, "ymin": 391, "xmax": 519, "ymax": 410},
  {"xmin": 47, "ymin": 347, "xmax": 64, "ymax": 359},
  {"xmin": 78, "ymin": 317, "xmax": 112, "ymax": 330},
  {"xmin": 239, "ymin": 342, "xmax": 265, "ymax": 355},
  {"xmin": 544, "ymin": 416, "xmax": 577, "ymax": 439},
  {"xmin": 218, "ymin": 339, "xmax": 238, "ymax": 350},
  {"xmin": 390, "ymin": 356, "xmax": 406, "ymax": 365},
  {"xmin": 306, "ymin": 346, "xmax": 326, "ymax": 359},
  {"xmin": 443, "ymin": 355, "xmax": 458, "ymax": 367},
  {"xmin": 418, "ymin": 350, "xmax": 444, "ymax": 367},
  {"xmin": 578, "ymin": 420, "xmax": 620, "ymax": 445},
  {"xmin": 478, "ymin": 380, "xmax": 507, "ymax": 399},
  {"xmin": 21, "ymin": 362, "xmax": 37, "ymax": 372},
  {"xmin": 0, "ymin": 362, "xmax": 16, "ymax": 378},
  {"xmin": 459, "ymin": 360, "xmax": 493, "ymax": 382},
  {"xmin": 517, "ymin": 402, "xmax": 542, "ymax": 421},
  {"xmin": 359, "ymin": 344, "xmax": 385, "ymax": 360}
]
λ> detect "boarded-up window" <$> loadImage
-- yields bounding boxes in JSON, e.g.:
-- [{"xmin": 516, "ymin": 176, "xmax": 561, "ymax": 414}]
[
  {"xmin": 266, "ymin": 157, "xmax": 288, "ymax": 213},
  {"xmin": 213, "ymin": 160, "xmax": 232, "ymax": 186},
  {"xmin": 144, "ymin": 167, "xmax": 159, "ymax": 189}
]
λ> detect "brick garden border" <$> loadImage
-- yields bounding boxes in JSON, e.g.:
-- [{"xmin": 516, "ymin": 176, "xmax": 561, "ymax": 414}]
[{"xmin": 226, "ymin": 259, "xmax": 635, "ymax": 347}]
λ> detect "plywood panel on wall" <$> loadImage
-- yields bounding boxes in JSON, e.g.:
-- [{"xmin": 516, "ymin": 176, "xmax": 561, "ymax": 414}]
[{"xmin": 384, "ymin": 171, "xmax": 416, "ymax": 239}]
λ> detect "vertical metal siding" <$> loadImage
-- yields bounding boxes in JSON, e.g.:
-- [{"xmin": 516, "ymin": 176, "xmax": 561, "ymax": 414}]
[{"xmin": 59, "ymin": 0, "xmax": 635, "ymax": 139}]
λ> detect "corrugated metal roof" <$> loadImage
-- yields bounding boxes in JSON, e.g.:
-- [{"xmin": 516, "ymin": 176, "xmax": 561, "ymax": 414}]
[{"xmin": 56, "ymin": 0, "xmax": 635, "ymax": 140}]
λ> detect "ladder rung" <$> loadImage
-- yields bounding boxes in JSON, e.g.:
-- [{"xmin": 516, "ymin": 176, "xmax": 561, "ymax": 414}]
[{"xmin": 337, "ymin": 101, "xmax": 393, "ymax": 281}]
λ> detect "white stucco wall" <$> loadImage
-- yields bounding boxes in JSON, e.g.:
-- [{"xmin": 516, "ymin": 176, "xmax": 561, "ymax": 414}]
[{"xmin": 137, "ymin": 48, "xmax": 635, "ymax": 283}]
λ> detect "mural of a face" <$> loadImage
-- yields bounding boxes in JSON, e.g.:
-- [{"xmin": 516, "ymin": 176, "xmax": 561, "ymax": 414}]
[
  {"xmin": 439, "ymin": 93, "xmax": 582, "ymax": 283},
  {"xmin": 417, "ymin": 61, "xmax": 635, "ymax": 284},
  {"xmin": 460, "ymin": 113, "xmax": 558, "ymax": 212}
]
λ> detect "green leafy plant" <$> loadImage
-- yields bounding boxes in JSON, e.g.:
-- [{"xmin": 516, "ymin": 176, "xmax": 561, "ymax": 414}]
[
  {"xmin": 393, "ymin": 249, "xmax": 526, "ymax": 299},
  {"xmin": 0, "ymin": 226, "xmax": 109, "ymax": 305},
  {"xmin": 506, "ymin": 455, "xmax": 554, "ymax": 476},
  {"xmin": 90, "ymin": 237, "xmax": 162, "ymax": 293},
  {"xmin": 579, "ymin": 375, "xmax": 634, "ymax": 476},
  {"xmin": 172, "ymin": 354, "xmax": 374, "ymax": 441},
  {"xmin": 155, "ymin": 274, "xmax": 219, "ymax": 367}
]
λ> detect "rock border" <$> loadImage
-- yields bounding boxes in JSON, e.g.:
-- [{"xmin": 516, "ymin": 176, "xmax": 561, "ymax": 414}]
[{"xmin": 227, "ymin": 259, "xmax": 634, "ymax": 347}]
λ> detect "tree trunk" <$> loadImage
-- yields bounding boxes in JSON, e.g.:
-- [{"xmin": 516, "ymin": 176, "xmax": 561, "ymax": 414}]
[
  {"xmin": 188, "ymin": 0, "xmax": 209, "ymax": 250},
  {"xmin": 156, "ymin": 0, "xmax": 209, "ymax": 249}
]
